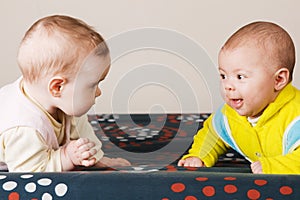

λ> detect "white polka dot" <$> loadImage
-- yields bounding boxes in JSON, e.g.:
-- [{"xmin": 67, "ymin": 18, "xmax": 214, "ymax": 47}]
[
  {"xmin": 133, "ymin": 166, "xmax": 144, "ymax": 170},
  {"xmin": 3, "ymin": 181, "xmax": 17, "ymax": 191},
  {"xmin": 0, "ymin": 175, "xmax": 7, "ymax": 180},
  {"xmin": 226, "ymin": 153, "xmax": 234, "ymax": 157},
  {"xmin": 38, "ymin": 178, "xmax": 52, "ymax": 186},
  {"xmin": 55, "ymin": 183, "xmax": 68, "ymax": 197},
  {"xmin": 25, "ymin": 182, "xmax": 36, "ymax": 193},
  {"xmin": 42, "ymin": 193, "xmax": 53, "ymax": 200},
  {"xmin": 21, "ymin": 174, "xmax": 34, "ymax": 179}
]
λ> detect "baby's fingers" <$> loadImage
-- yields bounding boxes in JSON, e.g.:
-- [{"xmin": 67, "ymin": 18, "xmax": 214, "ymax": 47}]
[
  {"xmin": 177, "ymin": 160, "xmax": 185, "ymax": 166},
  {"xmin": 81, "ymin": 148, "xmax": 97, "ymax": 160},
  {"xmin": 81, "ymin": 157, "xmax": 97, "ymax": 167},
  {"xmin": 78, "ymin": 142, "xmax": 95, "ymax": 152},
  {"xmin": 76, "ymin": 138, "xmax": 90, "ymax": 147}
]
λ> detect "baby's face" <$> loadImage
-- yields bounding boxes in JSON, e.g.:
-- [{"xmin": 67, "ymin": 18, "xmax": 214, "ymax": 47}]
[
  {"xmin": 218, "ymin": 46, "xmax": 278, "ymax": 118},
  {"xmin": 61, "ymin": 54, "xmax": 111, "ymax": 117}
]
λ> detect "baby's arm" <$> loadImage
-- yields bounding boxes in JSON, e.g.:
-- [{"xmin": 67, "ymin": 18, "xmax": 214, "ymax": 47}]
[
  {"xmin": 73, "ymin": 115, "xmax": 131, "ymax": 167},
  {"xmin": 1, "ymin": 126, "xmax": 101, "ymax": 171},
  {"xmin": 177, "ymin": 156, "xmax": 205, "ymax": 167},
  {"xmin": 1, "ymin": 127, "xmax": 64, "ymax": 172},
  {"xmin": 95, "ymin": 156, "xmax": 131, "ymax": 167},
  {"xmin": 71, "ymin": 116, "xmax": 104, "ymax": 162},
  {"xmin": 178, "ymin": 115, "xmax": 227, "ymax": 169},
  {"xmin": 257, "ymin": 147, "xmax": 300, "ymax": 173}
]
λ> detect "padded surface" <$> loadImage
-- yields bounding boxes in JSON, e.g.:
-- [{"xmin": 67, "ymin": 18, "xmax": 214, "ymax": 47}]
[
  {"xmin": 0, "ymin": 171, "xmax": 298, "ymax": 199},
  {"xmin": 88, "ymin": 113, "xmax": 250, "ymax": 171},
  {"xmin": 0, "ymin": 113, "xmax": 298, "ymax": 200}
]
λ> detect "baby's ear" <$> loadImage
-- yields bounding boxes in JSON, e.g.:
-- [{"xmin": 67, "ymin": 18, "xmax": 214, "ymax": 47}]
[
  {"xmin": 274, "ymin": 68, "xmax": 289, "ymax": 91},
  {"xmin": 48, "ymin": 76, "xmax": 66, "ymax": 97}
]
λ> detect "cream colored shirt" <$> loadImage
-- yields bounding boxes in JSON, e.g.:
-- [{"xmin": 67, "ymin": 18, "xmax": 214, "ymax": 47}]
[{"xmin": 0, "ymin": 82, "xmax": 103, "ymax": 172}]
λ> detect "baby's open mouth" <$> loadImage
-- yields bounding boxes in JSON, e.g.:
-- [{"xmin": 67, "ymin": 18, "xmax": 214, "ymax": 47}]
[{"xmin": 230, "ymin": 98, "xmax": 243, "ymax": 109}]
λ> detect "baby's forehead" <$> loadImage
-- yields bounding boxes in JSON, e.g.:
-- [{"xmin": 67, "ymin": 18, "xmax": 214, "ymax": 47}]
[
  {"xmin": 219, "ymin": 46, "xmax": 279, "ymax": 69},
  {"xmin": 221, "ymin": 40, "xmax": 277, "ymax": 60}
]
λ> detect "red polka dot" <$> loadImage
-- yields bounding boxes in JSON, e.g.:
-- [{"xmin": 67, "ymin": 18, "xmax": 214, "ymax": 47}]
[
  {"xmin": 254, "ymin": 179, "xmax": 267, "ymax": 186},
  {"xmin": 280, "ymin": 186, "xmax": 293, "ymax": 195},
  {"xmin": 265, "ymin": 198, "xmax": 274, "ymax": 200},
  {"xmin": 171, "ymin": 183, "xmax": 186, "ymax": 193},
  {"xmin": 118, "ymin": 143, "xmax": 127, "ymax": 148},
  {"xmin": 185, "ymin": 167, "xmax": 198, "ymax": 171},
  {"xmin": 166, "ymin": 165, "xmax": 177, "ymax": 171},
  {"xmin": 224, "ymin": 176, "xmax": 236, "ymax": 181},
  {"xmin": 202, "ymin": 186, "xmax": 215, "ymax": 197},
  {"xmin": 170, "ymin": 120, "xmax": 178, "ymax": 123},
  {"xmin": 195, "ymin": 177, "xmax": 208, "ymax": 182},
  {"xmin": 161, "ymin": 198, "xmax": 169, "ymax": 200},
  {"xmin": 247, "ymin": 189, "xmax": 261, "ymax": 199},
  {"xmin": 185, "ymin": 195, "xmax": 198, "ymax": 200},
  {"xmin": 224, "ymin": 184, "xmax": 238, "ymax": 194},
  {"xmin": 8, "ymin": 192, "xmax": 19, "ymax": 200}
]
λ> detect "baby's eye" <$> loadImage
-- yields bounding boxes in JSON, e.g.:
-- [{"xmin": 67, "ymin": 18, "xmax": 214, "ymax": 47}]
[
  {"xmin": 220, "ymin": 74, "xmax": 226, "ymax": 79},
  {"xmin": 237, "ymin": 74, "xmax": 245, "ymax": 80}
]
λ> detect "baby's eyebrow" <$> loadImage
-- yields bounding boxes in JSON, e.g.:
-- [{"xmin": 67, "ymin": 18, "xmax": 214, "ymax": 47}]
[{"xmin": 218, "ymin": 67, "xmax": 226, "ymax": 72}]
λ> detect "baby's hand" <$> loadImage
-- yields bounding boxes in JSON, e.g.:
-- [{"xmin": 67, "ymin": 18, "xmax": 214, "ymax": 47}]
[
  {"xmin": 251, "ymin": 161, "xmax": 263, "ymax": 174},
  {"xmin": 97, "ymin": 156, "xmax": 131, "ymax": 167},
  {"xmin": 65, "ymin": 138, "xmax": 97, "ymax": 167},
  {"xmin": 177, "ymin": 157, "xmax": 205, "ymax": 167}
]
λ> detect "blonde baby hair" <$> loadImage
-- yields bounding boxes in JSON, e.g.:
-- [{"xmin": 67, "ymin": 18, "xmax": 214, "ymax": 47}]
[{"xmin": 17, "ymin": 15, "xmax": 109, "ymax": 83}]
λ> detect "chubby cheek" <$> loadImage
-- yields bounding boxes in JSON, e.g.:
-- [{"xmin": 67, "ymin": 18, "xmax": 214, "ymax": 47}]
[
  {"xmin": 219, "ymin": 86, "xmax": 227, "ymax": 101},
  {"xmin": 72, "ymin": 101, "xmax": 93, "ymax": 117},
  {"xmin": 71, "ymin": 92, "xmax": 95, "ymax": 116}
]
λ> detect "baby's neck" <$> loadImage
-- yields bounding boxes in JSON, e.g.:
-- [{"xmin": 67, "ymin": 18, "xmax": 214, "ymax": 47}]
[
  {"xmin": 247, "ymin": 116, "xmax": 261, "ymax": 126},
  {"xmin": 22, "ymin": 80, "xmax": 58, "ymax": 120}
]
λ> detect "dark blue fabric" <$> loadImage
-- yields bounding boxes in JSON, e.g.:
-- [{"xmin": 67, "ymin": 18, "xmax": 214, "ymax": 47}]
[
  {"xmin": 0, "ymin": 114, "xmax": 298, "ymax": 200},
  {"xmin": 0, "ymin": 170, "xmax": 298, "ymax": 199}
]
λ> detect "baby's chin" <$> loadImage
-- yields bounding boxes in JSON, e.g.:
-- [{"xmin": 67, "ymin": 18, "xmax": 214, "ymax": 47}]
[
  {"xmin": 235, "ymin": 109, "xmax": 262, "ymax": 119},
  {"xmin": 227, "ymin": 105, "xmax": 249, "ymax": 117}
]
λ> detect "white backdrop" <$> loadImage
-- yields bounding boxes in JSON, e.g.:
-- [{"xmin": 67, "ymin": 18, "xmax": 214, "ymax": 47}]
[{"xmin": 1, "ymin": 0, "xmax": 299, "ymax": 113}]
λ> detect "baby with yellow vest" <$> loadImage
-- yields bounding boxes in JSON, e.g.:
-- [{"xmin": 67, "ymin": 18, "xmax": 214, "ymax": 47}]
[{"xmin": 178, "ymin": 21, "xmax": 300, "ymax": 174}]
